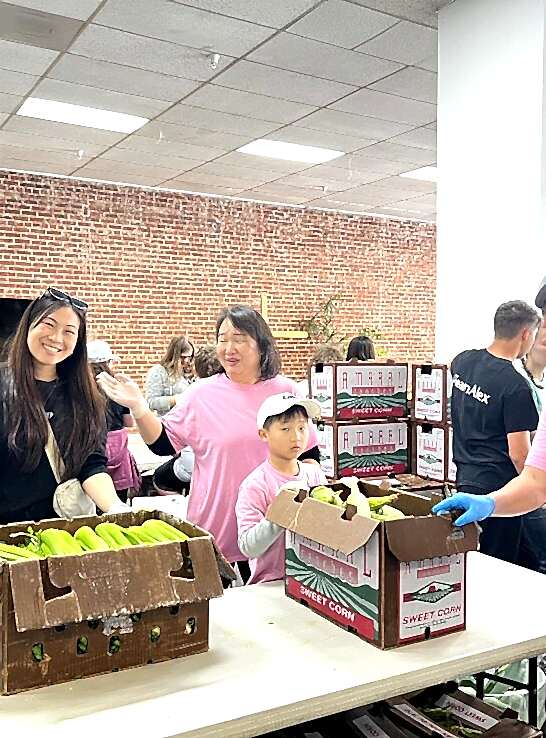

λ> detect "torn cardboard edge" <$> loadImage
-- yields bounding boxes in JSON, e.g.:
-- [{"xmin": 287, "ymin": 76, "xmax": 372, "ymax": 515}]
[
  {"xmin": 0, "ymin": 510, "xmax": 234, "ymax": 633},
  {"xmin": 266, "ymin": 480, "xmax": 478, "ymax": 559}
]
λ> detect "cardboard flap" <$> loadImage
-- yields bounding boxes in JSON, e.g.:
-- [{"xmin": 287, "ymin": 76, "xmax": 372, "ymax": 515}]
[
  {"xmin": 10, "ymin": 541, "xmax": 222, "ymax": 632},
  {"xmin": 266, "ymin": 488, "xmax": 379, "ymax": 555},
  {"xmin": 385, "ymin": 516, "xmax": 479, "ymax": 561}
]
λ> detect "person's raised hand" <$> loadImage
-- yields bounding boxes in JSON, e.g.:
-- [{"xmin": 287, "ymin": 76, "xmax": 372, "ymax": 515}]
[
  {"xmin": 432, "ymin": 493, "xmax": 495, "ymax": 526},
  {"xmin": 97, "ymin": 372, "xmax": 148, "ymax": 418}
]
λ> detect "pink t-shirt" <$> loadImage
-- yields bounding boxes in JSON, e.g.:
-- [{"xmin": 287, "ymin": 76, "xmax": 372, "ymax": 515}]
[
  {"xmin": 236, "ymin": 459, "xmax": 327, "ymax": 585},
  {"xmin": 161, "ymin": 373, "xmax": 318, "ymax": 562},
  {"xmin": 526, "ymin": 409, "xmax": 546, "ymax": 472}
]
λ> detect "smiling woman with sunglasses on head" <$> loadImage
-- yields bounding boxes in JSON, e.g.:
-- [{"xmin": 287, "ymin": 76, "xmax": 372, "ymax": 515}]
[{"xmin": 0, "ymin": 288, "xmax": 127, "ymax": 524}]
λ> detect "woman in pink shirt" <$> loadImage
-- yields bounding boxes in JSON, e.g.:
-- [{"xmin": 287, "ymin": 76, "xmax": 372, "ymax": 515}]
[
  {"xmin": 434, "ymin": 408, "xmax": 546, "ymax": 525},
  {"xmin": 97, "ymin": 305, "xmax": 319, "ymax": 578}
]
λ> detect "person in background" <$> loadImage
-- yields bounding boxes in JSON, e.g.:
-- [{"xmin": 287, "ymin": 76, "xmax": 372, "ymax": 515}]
[
  {"xmin": 145, "ymin": 335, "xmax": 194, "ymax": 416},
  {"xmin": 0, "ymin": 288, "xmax": 126, "ymax": 523},
  {"xmin": 88, "ymin": 339, "xmax": 141, "ymax": 503},
  {"xmin": 236, "ymin": 394, "xmax": 326, "ymax": 585},
  {"xmin": 98, "ymin": 305, "xmax": 320, "ymax": 581},
  {"xmin": 346, "ymin": 335, "xmax": 376, "ymax": 361},
  {"xmin": 296, "ymin": 343, "xmax": 344, "ymax": 397},
  {"xmin": 515, "ymin": 323, "xmax": 546, "ymax": 413},
  {"xmin": 152, "ymin": 344, "xmax": 221, "ymax": 495},
  {"xmin": 194, "ymin": 343, "xmax": 222, "ymax": 380},
  {"xmin": 447, "ymin": 300, "xmax": 540, "ymax": 565}
]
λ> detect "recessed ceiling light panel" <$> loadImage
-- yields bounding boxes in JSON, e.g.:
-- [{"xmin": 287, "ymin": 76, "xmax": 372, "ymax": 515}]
[
  {"xmin": 16, "ymin": 98, "xmax": 149, "ymax": 133},
  {"xmin": 237, "ymin": 138, "xmax": 345, "ymax": 164},
  {"xmin": 399, "ymin": 165, "xmax": 438, "ymax": 182}
]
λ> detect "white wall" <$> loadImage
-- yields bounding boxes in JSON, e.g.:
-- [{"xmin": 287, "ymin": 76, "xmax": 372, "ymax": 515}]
[{"xmin": 436, "ymin": 0, "xmax": 546, "ymax": 362}]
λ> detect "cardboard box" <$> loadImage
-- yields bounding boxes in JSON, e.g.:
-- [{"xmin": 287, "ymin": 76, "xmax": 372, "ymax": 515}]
[
  {"xmin": 412, "ymin": 364, "xmax": 451, "ymax": 425},
  {"xmin": 317, "ymin": 420, "xmax": 409, "ymax": 479},
  {"xmin": 0, "ymin": 510, "xmax": 232, "ymax": 694},
  {"xmin": 412, "ymin": 423, "xmax": 457, "ymax": 483},
  {"xmin": 339, "ymin": 707, "xmax": 419, "ymax": 738},
  {"xmin": 310, "ymin": 362, "xmax": 408, "ymax": 420},
  {"xmin": 266, "ymin": 482, "xmax": 478, "ymax": 649}
]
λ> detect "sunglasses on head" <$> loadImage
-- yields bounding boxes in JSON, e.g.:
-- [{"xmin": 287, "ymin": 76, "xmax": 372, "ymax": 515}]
[{"xmin": 42, "ymin": 287, "xmax": 88, "ymax": 312}]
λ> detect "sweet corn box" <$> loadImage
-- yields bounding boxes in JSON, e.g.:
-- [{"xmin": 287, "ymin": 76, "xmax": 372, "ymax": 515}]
[
  {"xmin": 310, "ymin": 362, "xmax": 408, "ymax": 420},
  {"xmin": 412, "ymin": 364, "xmax": 451, "ymax": 425},
  {"xmin": 317, "ymin": 420, "xmax": 409, "ymax": 479},
  {"xmin": 412, "ymin": 423, "xmax": 456, "ymax": 483},
  {"xmin": 266, "ymin": 481, "xmax": 478, "ymax": 649},
  {"xmin": 0, "ymin": 510, "xmax": 233, "ymax": 694}
]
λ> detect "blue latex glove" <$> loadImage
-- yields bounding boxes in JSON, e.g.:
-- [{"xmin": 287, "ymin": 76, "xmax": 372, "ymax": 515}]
[{"xmin": 432, "ymin": 493, "xmax": 496, "ymax": 526}]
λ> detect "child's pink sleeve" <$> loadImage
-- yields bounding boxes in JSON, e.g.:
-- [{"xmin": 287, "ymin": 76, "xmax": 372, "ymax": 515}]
[{"xmin": 526, "ymin": 409, "xmax": 546, "ymax": 472}]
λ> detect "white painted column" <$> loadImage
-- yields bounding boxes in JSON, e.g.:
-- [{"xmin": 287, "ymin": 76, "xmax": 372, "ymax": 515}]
[{"xmin": 435, "ymin": 0, "xmax": 546, "ymax": 361}]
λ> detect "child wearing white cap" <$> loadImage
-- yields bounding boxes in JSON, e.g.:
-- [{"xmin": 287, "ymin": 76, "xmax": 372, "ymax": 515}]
[{"xmin": 236, "ymin": 393, "xmax": 327, "ymax": 585}]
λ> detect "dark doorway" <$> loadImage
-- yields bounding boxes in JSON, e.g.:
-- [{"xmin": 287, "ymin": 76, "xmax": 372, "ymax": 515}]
[{"xmin": 0, "ymin": 298, "xmax": 31, "ymax": 356}]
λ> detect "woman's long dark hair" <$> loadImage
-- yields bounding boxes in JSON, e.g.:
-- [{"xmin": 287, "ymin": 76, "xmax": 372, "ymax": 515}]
[
  {"xmin": 160, "ymin": 335, "xmax": 194, "ymax": 380},
  {"xmin": 215, "ymin": 305, "xmax": 281, "ymax": 380},
  {"xmin": 5, "ymin": 294, "xmax": 105, "ymax": 480},
  {"xmin": 346, "ymin": 335, "xmax": 376, "ymax": 361}
]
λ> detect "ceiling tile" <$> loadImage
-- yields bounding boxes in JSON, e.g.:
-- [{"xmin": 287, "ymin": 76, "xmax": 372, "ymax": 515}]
[
  {"xmin": 297, "ymin": 163, "xmax": 388, "ymax": 184},
  {"xmin": 213, "ymin": 60, "xmax": 356, "ymax": 107},
  {"xmin": 0, "ymin": 143, "xmax": 93, "ymax": 166},
  {"xmin": 183, "ymin": 162, "xmax": 279, "ymax": 185},
  {"xmin": 94, "ymin": 0, "xmax": 275, "ymax": 57},
  {"xmin": 0, "ymin": 2, "xmax": 83, "ymax": 51},
  {"xmin": 0, "ymin": 156, "xmax": 76, "ymax": 175},
  {"xmin": 348, "ymin": 1, "xmax": 442, "ymax": 28},
  {"xmin": 0, "ymin": 112, "xmax": 8, "ymax": 126},
  {"xmin": 32, "ymin": 78, "xmax": 171, "ymax": 118},
  {"xmin": 212, "ymin": 151, "xmax": 312, "ymax": 174},
  {"xmin": 168, "ymin": 0, "xmax": 318, "ymax": 29},
  {"xmin": 355, "ymin": 20, "xmax": 437, "ymax": 65},
  {"xmin": 135, "ymin": 120, "xmax": 253, "ymax": 150},
  {"xmin": 0, "ymin": 39, "xmax": 58, "ymax": 75},
  {"xmin": 273, "ymin": 173, "xmax": 364, "ymax": 193},
  {"xmin": 416, "ymin": 53, "xmax": 438, "ymax": 72},
  {"xmin": 158, "ymin": 104, "xmax": 279, "ymax": 137},
  {"xmin": 0, "ymin": 68, "xmax": 37, "ymax": 95},
  {"xmin": 269, "ymin": 125, "xmax": 377, "ymax": 153},
  {"xmin": 361, "ymin": 141, "xmax": 436, "ymax": 165},
  {"xmin": 47, "ymin": 54, "xmax": 200, "ymax": 102},
  {"xmin": 387, "ymin": 126, "xmax": 436, "ymax": 150},
  {"xmin": 183, "ymin": 85, "xmax": 316, "ymax": 124},
  {"xmin": 369, "ymin": 66, "xmax": 437, "ymax": 104},
  {"xmin": 0, "ymin": 91, "xmax": 21, "ymax": 113},
  {"xmin": 306, "ymin": 196, "xmax": 381, "ymax": 212},
  {"xmin": 425, "ymin": 121, "xmax": 436, "ymax": 130},
  {"xmin": 293, "ymin": 108, "xmax": 415, "ymax": 139},
  {"xmin": 331, "ymin": 88, "xmax": 436, "ymax": 125},
  {"xmin": 248, "ymin": 33, "xmax": 402, "ymax": 86},
  {"xmin": 327, "ymin": 151, "xmax": 417, "ymax": 175},
  {"xmin": 169, "ymin": 170, "xmax": 265, "ymax": 191},
  {"xmin": 74, "ymin": 160, "xmax": 183, "ymax": 185},
  {"xmin": 2, "ymin": 1, "xmax": 102, "ymax": 20},
  {"xmin": 353, "ymin": 176, "xmax": 435, "ymax": 196},
  {"xmin": 0, "ymin": 129, "xmax": 108, "ymax": 156},
  {"xmin": 287, "ymin": 1, "xmax": 397, "ymax": 49},
  {"xmin": 241, "ymin": 181, "xmax": 319, "ymax": 200},
  {"xmin": 117, "ymin": 135, "xmax": 224, "ymax": 162},
  {"xmin": 70, "ymin": 25, "xmax": 235, "ymax": 80},
  {"xmin": 3, "ymin": 115, "xmax": 127, "ymax": 145},
  {"xmin": 237, "ymin": 189, "xmax": 311, "ymax": 205},
  {"xmin": 100, "ymin": 147, "xmax": 202, "ymax": 173}
]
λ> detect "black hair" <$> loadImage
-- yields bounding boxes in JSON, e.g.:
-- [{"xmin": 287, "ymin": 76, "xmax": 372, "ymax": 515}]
[
  {"xmin": 346, "ymin": 335, "xmax": 376, "ymax": 361},
  {"xmin": 493, "ymin": 301, "xmax": 541, "ymax": 340},
  {"xmin": 263, "ymin": 404, "xmax": 308, "ymax": 430},
  {"xmin": 215, "ymin": 304, "xmax": 281, "ymax": 380}
]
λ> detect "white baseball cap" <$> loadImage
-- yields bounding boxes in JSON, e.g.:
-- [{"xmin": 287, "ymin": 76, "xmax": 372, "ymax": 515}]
[
  {"xmin": 257, "ymin": 393, "xmax": 321, "ymax": 429},
  {"xmin": 87, "ymin": 339, "xmax": 119, "ymax": 363}
]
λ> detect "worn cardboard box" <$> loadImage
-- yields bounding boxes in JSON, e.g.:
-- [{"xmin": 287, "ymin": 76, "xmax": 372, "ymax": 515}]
[
  {"xmin": 412, "ymin": 423, "xmax": 457, "ymax": 483},
  {"xmin": 266, "ymin": 482, "xmax": 478, "ymax": 649},
  {"xmin": 338, "ymin": 707, "xmax": 419, "ymax": 738},
  {"xmin": 316, "ymin": 420, "xmax": 409, "ymax": 479},
  {"xmin": 0, "ymin": 510, "xmax": 233, "ymax": 694},
  {"xmin": 310, "ymin": 362, "xmax": 408, "ymax": 421},
  {"xmin": 412, "ymin": 364, "xmax": 451, "ymax": 425}
]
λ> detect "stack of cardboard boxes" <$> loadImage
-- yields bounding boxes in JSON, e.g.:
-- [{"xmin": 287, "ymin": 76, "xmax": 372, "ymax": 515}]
[
  {"xmin": 309, "ymin": 361, "xmax": 410, "ymax": 479},
  {"xmin": 411, "ymin": 364, "xmax": 456, "ymax": 486}
]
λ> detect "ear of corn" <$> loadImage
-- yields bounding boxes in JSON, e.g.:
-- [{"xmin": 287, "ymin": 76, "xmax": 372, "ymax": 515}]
[
  {"xmin": 74, "ymin": 526, "xmax": 110, "ymax": 552},
  {"xmin": 141, "ymin": 519, "xmax": 189, "ymax": 542},
  {"xmin": 95, "ymin": 523, "xmax": 131, "ymax": 550},
  {"xmin": 123, "ymin": 526, "xmax": 157, "ymax": 546},
  {"xmin": 38, "ymin": 529, "xmax": 84, "ymax": 556}
]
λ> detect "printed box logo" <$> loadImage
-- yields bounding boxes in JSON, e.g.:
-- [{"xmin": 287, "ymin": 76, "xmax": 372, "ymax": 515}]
[{"xmin": 403, "ymin": 581, "xmax": 461, "ymax": 604}]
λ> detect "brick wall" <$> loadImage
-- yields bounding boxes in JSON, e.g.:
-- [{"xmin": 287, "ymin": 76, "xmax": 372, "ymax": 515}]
[{"xmin": 0, "ymin": 171, "xmax": 436, "ymax": 382}]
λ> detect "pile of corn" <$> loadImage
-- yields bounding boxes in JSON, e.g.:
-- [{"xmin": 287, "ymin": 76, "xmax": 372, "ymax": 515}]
[
  {"xmin": 309, "ymin": 484, "xmax": 406, "ymax": 521},
  {"xmin": 0, "ymin": 519, "xmax": 189, "ymax": 562}
]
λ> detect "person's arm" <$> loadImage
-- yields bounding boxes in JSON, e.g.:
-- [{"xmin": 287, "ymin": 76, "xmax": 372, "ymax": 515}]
[
  {"xmin": 507, "ymin": 430, "xmax": 532, "ymax": 473},
  {"xmin": 489, "ymin": 466, "xmax": 546, "ymax": 515},
  {"xmin": 145, "ymin": 366, "xmax": 175, "ymax": 414},
  {"xmin": 238, "ymin": 519, "xmax": 284, "ymax": 558},
  {"xmin": 82, "ymin": 472, "xmax": 127, "ymax": 513},
  {"xmin": 97, "ymin": 372, "xmax": 163, "ymax": 444}
]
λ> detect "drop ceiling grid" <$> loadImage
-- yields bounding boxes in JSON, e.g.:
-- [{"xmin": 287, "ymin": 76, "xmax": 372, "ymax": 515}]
[{"xmin": 0, "ymin": 0, "xmax": 439, "ymax": 219}]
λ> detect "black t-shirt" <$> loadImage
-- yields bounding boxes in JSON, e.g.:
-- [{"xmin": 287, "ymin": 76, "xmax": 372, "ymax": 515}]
[
  {"xmin": 107, "ymin": 400, "xmax": 130, "ymax": 432},
  {"xmin": 0, "ymin": 370, "xmax": 107, "ymax": 524},
  {"xmin": 451, "ymin": 349, "xmax": 539, "ymax": 490}
]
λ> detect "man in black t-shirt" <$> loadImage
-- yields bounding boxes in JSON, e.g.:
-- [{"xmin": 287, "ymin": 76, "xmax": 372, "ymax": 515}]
[{"xmin": 451, "ymin": 300, "xmax": 541, "ymax": 564}]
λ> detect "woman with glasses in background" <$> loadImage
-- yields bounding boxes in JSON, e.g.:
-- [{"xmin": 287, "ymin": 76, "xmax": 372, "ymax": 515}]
[
  {"xmin": 0, "ymin": 288, "xmax": 127, "ymax": 523},
  {"xmin": 145, "ymin": 335, "xmax": 195, "ymax": 416}
]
